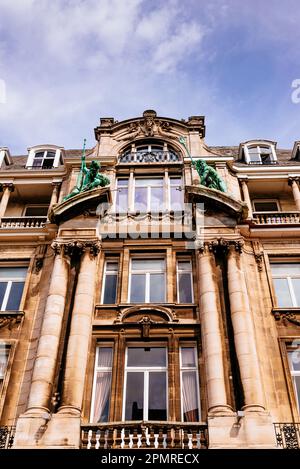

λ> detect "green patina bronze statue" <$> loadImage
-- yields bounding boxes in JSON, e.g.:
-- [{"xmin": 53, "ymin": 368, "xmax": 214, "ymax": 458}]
[
  {"xmin": 63, "ymin": 139, "xmax": 110, "ymax": 201},
  {"xmin": 178, "ymin": 136, "xmax": 227, "ymax": 193}
]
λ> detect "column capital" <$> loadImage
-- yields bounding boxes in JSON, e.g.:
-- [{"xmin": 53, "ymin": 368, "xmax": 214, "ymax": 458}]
[
  {"xmin": 288, "ymin": 176, "xmax": 299, "ymax": 186},
  {"xmin": 51, "ymin": 181, "xmax": 61, "ymax": 188},
  {"xmin": 1, "ymin": 182, "xmax": 14, "ymax": 192},
  {"xmin": 51, "ymin": 239, "xmax": 101, "ymax": 258},
  {"xmin": 199, "ymin": 238, "xmax": 244, "ymax": 255}
]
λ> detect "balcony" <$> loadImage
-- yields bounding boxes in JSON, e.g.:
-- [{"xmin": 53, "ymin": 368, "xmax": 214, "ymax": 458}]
[
  {"xmin": 274, "ymin": 423, "xmax": 300, "ymax": 449},
  {"xmin": 119, "ymin": 150, "xmax": 181, "ymax": 164},
  {"xmin": 252, "ymin": 211, "xmax": 300, "ymax": 225},
  {"xmin": 0, "ymin": 426, "xmax": 15, "ymax": 449},
  {"xmin": 81, "ymin": 422, "xmax": 208, "ymax": 450},
  {"xmin": 0, "ymin": 216, "xmax": 47, "ymax": 229}
]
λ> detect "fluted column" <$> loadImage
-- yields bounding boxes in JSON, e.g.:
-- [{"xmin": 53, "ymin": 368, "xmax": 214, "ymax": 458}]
[
  {"xmin": 240, "ymin": 179, "xmax": 253, "ymax": 218},
  {"xmin": 198, "ymin": 242, "xmax": 232, "ymax": 414},
  {"xmin": 227, "ymin": 241, "xmax": 265, "ymax": 411},
  {"xmin": 27, "ymin": 243, "xmax": 69, "ymax": 412},
  {"xmin": 58, "ymin": 241, "xmax": 101, "ymax": 414},
  {"xmin": 0, "ymin": 183, "xmax": 14, "ymax": 218},
  {"xmin": 47, "ymin": 182, "xmax": 61, "ymax": 219},
  {"xmin": 288, "ymin": 177, "xmax": 300, "ymax": 211}
]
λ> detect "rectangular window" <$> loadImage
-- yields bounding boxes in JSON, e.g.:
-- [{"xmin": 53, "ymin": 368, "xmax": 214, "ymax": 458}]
[
  {"xmin": 288, "ymin": 346, "xmax": 300, "ymax": 411},
  {"xmin": 116, "ymin": 179, "xmax": 129, "ymax": 212},
  {"xmin": 32, "ymin": 150, "xmax": 56, "ymax": 169},
  {"xmin": 129, "ymin": 258, "xmax": 166, "ymax": 303},
  {"xmin": 170, "ymin": 177, "xmax": 183, "ymax": 211},
  {"xmin": 0, "ymin": 267, "xmax": 27, "ymax": 311},
  {"xmin": 101, "ymin": 261, "xmax": 118, "ymax": 304},
  {"xmin": 134, "ymin": 178, "xmax": 164, "ymax": 212},
  {"xmin": 253, "ymin": 200, "xmax": 279, "ymax": 212},
  {"xmin": 247, "ymin": 145, "xmax": 274, "ymax": 164},
  {"xmin": 177, "ymin": 260, "xmax": 194, "ymax": 303},
  {"xmin": 123, "ymin": 346, "xmax": 167, "ymax": 421},
  {"xmin": 180, "ymin": 347, "xmax": 200, "ymax": 422},
  {"xmin": 0, "ymin": 343, "xmax": 10, "ymax": 391},
  {"xmin": 90, "ymin": 346, "xmax": 113, "ymax": 422},
  {"xmin": 271, "ymin": 263, "xmax": 300, "ymax": 307},
  {"xmin": 24, "ymin": 205, "xmax": 49, "ymax": 217}
]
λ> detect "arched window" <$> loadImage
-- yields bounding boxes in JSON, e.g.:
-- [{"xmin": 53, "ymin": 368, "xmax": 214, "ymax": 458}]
[{"xmin": 119, "ymin": 139, "xmax": 181, "ymax": 163}]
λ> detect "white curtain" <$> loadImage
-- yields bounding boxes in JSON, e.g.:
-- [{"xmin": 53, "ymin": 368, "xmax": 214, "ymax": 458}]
[
  {"xmin": 93, "ymin": 348, "xmax": 113, "ymax": 422},
  {"xmin": 182, "ymin": 371, "xmax": 199, "ymax": 422}
]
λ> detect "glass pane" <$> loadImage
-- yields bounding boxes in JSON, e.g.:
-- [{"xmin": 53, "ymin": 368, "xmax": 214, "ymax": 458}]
[
  {"xmin": 178, "ymin": 273, "xmax": 193, "ymax": 303},
  {"xmin": 25, "ymin": 206, "xmax": 48, "ymax": 216},
  {"xmin": 127, "ymin": 347, "xmax": 166, "ymax": 367},
  {"xmin": 148, "ymin": 372, "xmax": 167, "ymax": 420},
  {"xmin": 253, "ymin": 202, "xmax": 278, "ymax": 212},
  {"xmin": 150, "ymin": 187, "xmax": 164, "ymax": 211},
  {"xmin": 32, "ymin": 159, "xmax": 43, "ymax": 167},
  {"xmin": 291, "ymin": 279, "xmax": 300, "ymax": 307},
  {"xmin": 273, "ymin": 278, "xmax": 293, "ymax": 307},
  {"xmin": 288, "ymin": 350, "xmax": 300, "ymax": 372},
  {"xmin": 92, "ymin": 371, "xmax": 112, "ymax": 422},
  {"xmin": 135, "ymin": 178, "xmax": 163, "ymax": 186},
  {"xmin": 131, "ymin": 259, "xmax": 165, "ymax": 271},
  {"xmin": 106, "ymin": 262, "xmax": 118, "ymax": 272},
  {"xmin": 34, "ymin": 152, "xmax": 44, "ymax": 159},
  {"xmin": 130, "ymin": 274, "xmax": 146, "ymax": 302},
  {"xmin": 294, "ymin": 376, "xmax": 300, "ymax": 409},
  {"xmin": 6, "ymin": 282, "xmax": 25, "ymax": 310},
  {"xmin": 0, "ymin": 344, "xmax": 10, "ymax": 379},
  {"xmin": 0, "ymin": 282, "xmax": 8, "ymax": 309},
  {"xmin": 117, "ymin": 179, "xmax": 128, "ymax": 187},
  {"xmin": 45, "ymin": 151, "xmax": 56, "ymax": 159},
  {"xmin": 178, "ymin": 261, "xmax": 191, "ymax": 271},
  {"xmin": 116, "ymin": 188, "xmax": 128, "ymax": 212},
  {"xmin": 125, "ymin": 372, "xmax": 144, "ymax": 420},
  {"xmin": 149, "ymin": 273, "xmax": 165, "ymax": 302},
  {"xmin": 103, "ymin": 274, "xmax": 117, "ymax": 304},
  {"xmin": 181, "ymin": 348, "xmax": 196, "ymax": 367},
  {"xmin": 135, "ymin": 187, "xmax": 147, "ymax": 211},
  {"xmin": 170, "ymin": 177, "xmax": 182, "ymax": 187},
  {"xmin": 0, "ymin": 267, "xmax": 27, "ymax": 280},
  {"xmin": 182, "ymin": 371, "xmax": 199, "ymax": 422},
  {"xmin": 98, "ymin": 347, "xmax": 113, "ymax": 368},
  {"xmin": 271, "ymin": 264, "xmax": 300, "ymax": 276},
  {"xmin": 170, "ymin": 186, "xmax": 183, "ymax": 211}
]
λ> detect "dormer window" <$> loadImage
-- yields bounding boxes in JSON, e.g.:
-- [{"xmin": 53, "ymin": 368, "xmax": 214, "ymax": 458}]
[
  {"xmin": 119, "ymin": 139, "xmax": 181, "ymax": 163},
  {"xmin": 240, "ymin": 141, "xmax": 277, "ymax": 165},
  {"xmin": 0, "ymin": 148, "xmax": 12, "ymax": 168},
  {"xmin": 291, "ymin": 141, "xmax": 300, "ymax": 160},
  {"xmin": 26, "ymin": 145, "xmax": 64, "ymax": 169}
]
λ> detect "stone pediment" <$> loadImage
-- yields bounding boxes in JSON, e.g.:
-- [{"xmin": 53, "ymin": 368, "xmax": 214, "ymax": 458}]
[
  {"xmin": 49, "ymin": 186, "xmax": 111, "ymax": 224},
  {"xmin": 185, "ymin": 185, "xmax": 248, "ymax": 222}
]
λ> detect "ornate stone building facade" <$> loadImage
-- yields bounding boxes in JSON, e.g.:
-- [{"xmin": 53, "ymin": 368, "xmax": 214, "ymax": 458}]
[{"xmin": 0, "ymin": 110, "xmax": 300, "ymax": 449}]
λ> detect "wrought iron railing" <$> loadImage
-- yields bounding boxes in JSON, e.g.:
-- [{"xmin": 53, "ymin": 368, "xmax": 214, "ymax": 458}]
[
  {"xmin": 253, "ymin": 211, "xmax": 300, "ymax": 225},
  {"xmin": 0, "ymin": 426, "xmax": 15, "ymax": 449},
  {"xmin": 0, "ymin": 216, "xmax": 47, "ymax": 229},
  {"xmin": 81, "ymin": 422, "xmax": 208, "ymax": 449},
  {"xmin": 274, "ymin": 423, "xmax": 300, "ymax": 449},
  {"xmin": 119, "ymin": 151, "xmax": 181, "ymax": 163}
]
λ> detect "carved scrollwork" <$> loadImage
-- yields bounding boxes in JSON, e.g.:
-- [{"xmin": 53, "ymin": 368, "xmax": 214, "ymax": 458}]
[
  {"xmin": 51, "ymin": 240, "xmax": 101, "ymax": 259},
  {"xmin": 273, "ymin": 309, "xmax": 300, "ymax": 327},
  {"xmin": 199, "ymin": 238, "xmax": 244, "ymax": 255},
  {"xmin": 0, "ymin": 312, "xmax": 24, "ymax": 330}
]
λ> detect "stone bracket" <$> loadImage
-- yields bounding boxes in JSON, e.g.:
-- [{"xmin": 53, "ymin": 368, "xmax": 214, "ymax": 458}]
[{"xmin": 0, "ymin": 311, "xmax": 24, "ymax": 329}]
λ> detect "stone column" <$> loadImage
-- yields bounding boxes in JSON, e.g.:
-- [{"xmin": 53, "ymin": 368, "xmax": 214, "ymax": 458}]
[
  {"xmin": 27, "ymin": 243, "xmax": 69, "ymax": 412},
  {"xmin": 47, "ymin": 182, "xmax": 61, "ymax": 220},
  {"xmin": 288, "ymin": 177, "xmax": 300, "ymax": 211},
  {"xmin": 198, "ymin": 242, "xmax": 232, "ymax": 414},
  {"xmin": 227, "ymin": 241, "xmax": 265, "ymax": 411},
  {"xmin": 240, "ymin": 179, "xmax": 253, "ymax": 218},
  {"xmin": 58, "ymin": 241, "xmax": 100, "ymax": 414},
  {"xmin": 0, "ymin": 183, "xmax": 14, "ymax": 218}
]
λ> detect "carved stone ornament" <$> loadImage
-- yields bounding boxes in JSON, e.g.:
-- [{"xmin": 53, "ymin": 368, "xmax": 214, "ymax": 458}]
[
  {"xmin": 51, "ymin": 240, "xmax": 101, "ymax": 258},
  {"xmin": 115, "ymin": 110, "xmax": 175, "ymax": 142},
  {"xmin": 273, "ymin": 309, "xmax": 300, "ymax": 327},
  {"xmin": 139, "ymin": 315, "xmax": 155, "ymax": 338},
  {"xmin": 0, "ymin": 312, "xmax": 24, "ymax": 329},
  {"xmin": 199, "ymin": 238, "xmax": 244, "ymax": 255}
]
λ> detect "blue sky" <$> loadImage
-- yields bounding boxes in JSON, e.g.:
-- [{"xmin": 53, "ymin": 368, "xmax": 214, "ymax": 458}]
[{"xmin": 0, "ymin": 0, "xmax": 300, "ymax": 154}]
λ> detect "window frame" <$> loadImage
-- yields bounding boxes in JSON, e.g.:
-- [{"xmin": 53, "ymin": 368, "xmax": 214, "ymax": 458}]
[
  {"xmin": 244, "ymin": 143, "xmax": 277, "ymax": 165},
  {"xmin": 122, "ymin": 344, "xmax": 168, "ymax": 421},
  {"xmin": 252, "ymin": 199, "xmax": 280, "ymax": 213},
  {"xmin": 176, "ymin": 258, "xmax": 194, "ymax": 304},
  {"xmin": 287, "ymin": 344, "xmax": 300, "ymax": 412},
  {"xmin": 0, "ymin": 340, "xmax": 16, "ymax": 416},
  {"xmin": 23, "ymin": 205, "xmax": 49, "ymax": 217},
  {"xmin": 0, "ymin": 266, "xmax": 28, "ymax": 311},
  {"xmin": 271, "ymin": 261, "xmax": 300, "ymax": 308},
  {"xmin": 133, "ymin": 177, "xmax": 165, "ymax": 212},
  {"xmin": 279, "ymin": 338, "xmax": 300, "ymax": 419},
  {"xmin": 128, "ymin": 257, "xmax": 166, "ymax": 304},
  {"xmin": 179, "ymin": 345, "xmax": 201, "ymax": 422},
  {"xmin": 90, "ymin": 344, "xmax": 114, "ymax": 423},
  {"xmin": 101, "ymin": 259, "xmax": 119, "ymax": 305}
]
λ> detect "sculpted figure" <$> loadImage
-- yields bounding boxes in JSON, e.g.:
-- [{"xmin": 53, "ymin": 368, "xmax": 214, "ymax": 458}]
[{"xmin": 195, "ymin": 159, "xmax": 227, "ymax": 192}]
